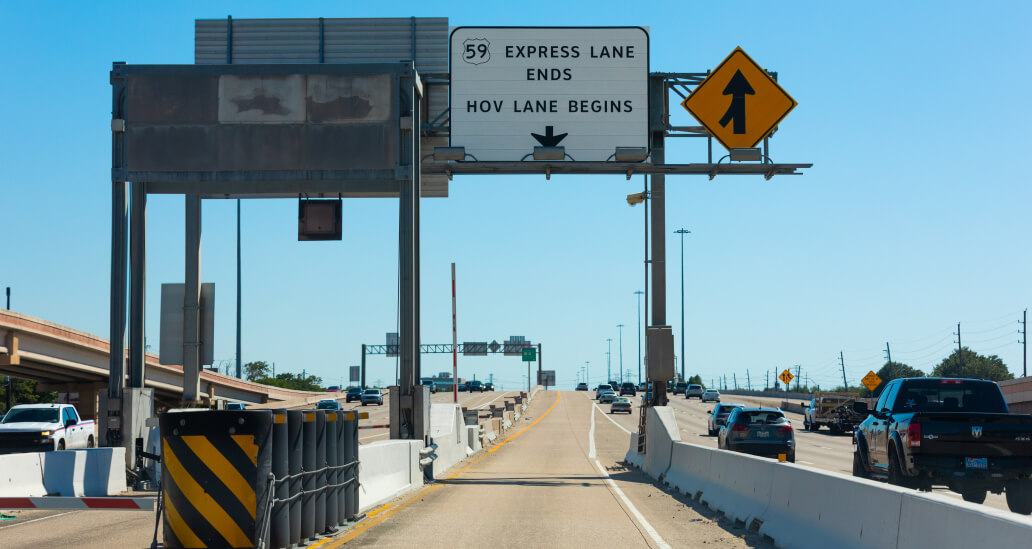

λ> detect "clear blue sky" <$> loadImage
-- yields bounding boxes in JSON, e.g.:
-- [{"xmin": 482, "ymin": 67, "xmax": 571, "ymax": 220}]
[{"xmin": 1, "ymin": 2, "xmax": 1029, "ymax": 391}]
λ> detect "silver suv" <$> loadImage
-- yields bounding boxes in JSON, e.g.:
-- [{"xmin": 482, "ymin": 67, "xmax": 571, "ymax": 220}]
[{"xmin": 687, "ymin": 384, "xmax": 704, "ymax": 399}]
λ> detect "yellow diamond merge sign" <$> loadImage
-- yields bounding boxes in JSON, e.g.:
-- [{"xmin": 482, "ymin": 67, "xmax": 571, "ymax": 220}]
[
  {"xmin": 779, "ymin": 369, "xmax": 794, "ymax": 386},
  {"xmin": 681, "ymin": 46, "xmax": 797, "ymax": 151},
  {"xmin": 861, "ymin": 371, "xmax": 882, "ymax": 392}
]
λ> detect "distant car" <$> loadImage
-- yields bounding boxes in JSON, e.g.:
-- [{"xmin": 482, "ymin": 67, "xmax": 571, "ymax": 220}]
[
  {"xmin": 326, "ymin": 386, "xmax": 341, "ymax": 393},
  {"xmin": 420, "ymin": 379, "xmax": 438, "ymax": 393},
  {"xmin": 468, "ymin": 380, "xmax": 485, "ymax": 392},
  {"xmin": 458, "ymin": 383, "xmax": 468, "ymax": 391},
  {"xmin": 687, "ymin": 384, "xmax": 704, "ymax": 399},
  {"xmin": 599, "ymin": 391, "xmax": 618, "ymax": 404},
  {"xmin": 595, "ymin": 384, "xmax": 613, "ymax": 399},
  {"xmin": 672, "ymin": 382, "xmax": 688, "ymax": 395},
  {"xmin": 717, "ymin": 407, "xmax": 795, "ymax": 462},
  {"xmin": 638, "ymin": 382, "xmax": 647, "ymax": 392},
  {"xmin": 610, "ymin": 397, "xmax": 632, "ymax": 414},
  {"xmin": 619, "ymin": 382, "xmax": 637, "ymax": 396},
  {"xmin": 316, "ymin": 399, "xmax": 342, "ymax": 411},
  {"xmin": 345, "ymin": 387, "xmax": 363, "ymax": 403},
  {"xmin": 361, "ymin": 389, "xmax": 384, "ymax": 406},
  {"xmin": 707, "ymin": 402, "xmax": 744, "ymax": 435},
  {"xmin": 226, "ymin": 402, "xmax": 247, "ymax": 410},
  {"xmin": 608, "ymin": 381, "xmax": 621, "ymax": 392},
  {"xmin": 483, "ymin": 382, "xmax": 494, "ymax": 391},
  {"xmin": 701, "ymin": 390, "xmax": 720, "ymax": 402},
  {"xmin": 576, "ymin": 382, "xmax": 589, "ymax": 391}
]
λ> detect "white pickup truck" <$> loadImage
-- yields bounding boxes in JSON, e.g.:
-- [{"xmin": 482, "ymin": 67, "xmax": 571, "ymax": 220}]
[{"xmin": 0, "ymin": 403, "xmax": 96, "ymax": 453}]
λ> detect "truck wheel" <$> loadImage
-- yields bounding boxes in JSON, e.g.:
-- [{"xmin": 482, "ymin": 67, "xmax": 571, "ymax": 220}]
[
  {"xmin": 87, "ymin": 436, "xmax": 95, "ymax": 448},
  {"xmin": 887, "ymin": 449, "xmax": 912, "ymax": 488},
  {"xmin": 1005, "ymin": 481, "xmax": 1032, "ymax": 514},
  {"xmin": 852, "ymin": 451, "xmax": 869, "ymax": 479},
  {"xmin": 57, "ymin": 440, "xmax": 65, "ymax": 451},
  {"xmin": 961, "ymin": 485, "xmax": 987, "ymax": 504}
]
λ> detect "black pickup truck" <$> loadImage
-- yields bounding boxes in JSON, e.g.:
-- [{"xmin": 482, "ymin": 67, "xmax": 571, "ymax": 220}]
[{"xmin": 852, "ymin": 377, "xmax": 1032, "ymax": 514}]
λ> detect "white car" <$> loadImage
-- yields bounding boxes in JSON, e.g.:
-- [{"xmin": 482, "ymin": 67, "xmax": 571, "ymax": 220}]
[
  {"xmin": 701, "ymin": 390, "xmax": 720, "ymax": 402},
  {"xmin": 599, "ymin": 391, "xmax": 618, "ymax": 404},
  {"xmin": 0, "ymin": 404, "xmax": 96, "ymax": 453}
]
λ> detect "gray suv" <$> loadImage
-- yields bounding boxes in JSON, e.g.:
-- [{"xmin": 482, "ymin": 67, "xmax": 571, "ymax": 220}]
[{"xmin": 687, "ymin": 384, "xmax": 704, "ymax": 399}]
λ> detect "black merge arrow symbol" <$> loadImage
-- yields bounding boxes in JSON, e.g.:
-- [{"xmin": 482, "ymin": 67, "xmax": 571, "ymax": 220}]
[
  {"xmin": 718, "ymin": 70, "xmax": 755, "ymax": 135},
  {"xmin": 531, "ymin": 125, "xmax": 568, "ymax": 147}
]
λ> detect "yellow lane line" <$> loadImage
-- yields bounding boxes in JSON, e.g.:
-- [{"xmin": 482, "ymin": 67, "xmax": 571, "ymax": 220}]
[{"xmin": 323, "ymin": 391, "xmax": 561, "ymax": 547}]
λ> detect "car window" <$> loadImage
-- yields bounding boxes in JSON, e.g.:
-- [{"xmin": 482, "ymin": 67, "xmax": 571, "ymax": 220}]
[
  {"xmin": 890, "ymin": 380, "xmax": 1008, "ymax": 413},
  {"xmin": 3, "ymin": 408, "xmax": 61, "ymax": 423},
  {"xmin": 875, "ymin": 380, "xmax": 894, "ymax": 411},
  {"xmin": 364, "ymin": 389, "xmax": 379, "ymax": 395},
  {"xmin": 737, "ymin": 411, "xmax": 787, "ymax": 425}
]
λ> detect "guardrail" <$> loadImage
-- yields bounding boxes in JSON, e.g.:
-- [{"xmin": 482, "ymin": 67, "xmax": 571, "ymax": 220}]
[{"xmin": 626, "ymin": 406, "xmax": 1032, "ymax": 548}]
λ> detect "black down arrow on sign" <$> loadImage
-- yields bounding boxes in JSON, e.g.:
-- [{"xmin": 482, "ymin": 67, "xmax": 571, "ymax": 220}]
[{"xmin": 531, "ymin": 126, "xmax": 568, "ymax": 147}]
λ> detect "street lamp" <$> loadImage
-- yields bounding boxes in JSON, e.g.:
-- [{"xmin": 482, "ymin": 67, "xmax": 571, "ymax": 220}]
[
  {"xmin": 674, "ymin": 228, "xmax": 691, "ymax": 383},
  {"xmin": 616, "ymin": 324, "xmax": 624, "ymax": 384},
  {"xmin": 634, "ymin": 290, "xmax": 644, "ymax": 383},
  {"xmin": 585, "ymin": 361, "xmax": 590, "ymax": 389},
  {"xmin": 606, "ymin": 338, "xmax": 613, "ymax": 383}
]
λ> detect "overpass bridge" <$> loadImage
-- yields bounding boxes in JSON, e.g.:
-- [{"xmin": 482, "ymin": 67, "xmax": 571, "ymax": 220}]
[{"xmin": 0, "ymin": 309, "xmax": 322, "ymax": 420}]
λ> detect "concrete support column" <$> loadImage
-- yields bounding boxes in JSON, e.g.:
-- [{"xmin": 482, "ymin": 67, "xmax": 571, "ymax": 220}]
[
  {"xmin": 183, "ymin": 194, "xmax": 202, "ymax": 404},
  {"xmin": 129, "ymin": 181, "xmax": 147, "ymax": 389}
]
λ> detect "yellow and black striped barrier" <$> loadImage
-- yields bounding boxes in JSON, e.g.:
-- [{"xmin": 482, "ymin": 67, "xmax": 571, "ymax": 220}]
[
  {"xmin": 160, "ymin": 410, "xmax": 273, "ymax": 549},
  {"xmin": 160, "ymin": 407, "xmax": 361, "ymax": 549}
]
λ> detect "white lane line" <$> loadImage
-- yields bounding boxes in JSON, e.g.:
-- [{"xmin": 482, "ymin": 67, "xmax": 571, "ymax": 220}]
[
  {"xmin": 798, "ymin": 460, "xmax": 815, "ymax": 465},
  {"xmin": 592, "ymin": 402, "xmax": 632, "ymax": 435},
  {"xmin": 594, "ymin": 460, "xmax": 672, "ymax": 549},
  {"xmin": 0, "ymin": 511, "xmax": 77, "ymax": 529},
  {"xmin": 476, "ymin": 392, "xmax": 508, "ymax": 410},
  {"xmin": 588, "ymin": 404, "xmax": 597, "ymax": 459}
]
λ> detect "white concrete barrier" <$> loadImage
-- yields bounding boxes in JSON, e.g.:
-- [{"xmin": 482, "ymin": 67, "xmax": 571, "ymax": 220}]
[
  {"xmin": 357, "ymin": 440, "xmax": 421, "ymax": 512},
  {"xmin": 41, "ymin": 450, "xmax": 86, "ymax": 496},
  {"xmin": 643, "ymin": 406, "xmax": 679, "ymax": 477},
  {"xmin": 628, "ymin": 406, "xmax": 1032, "ymax": 548},
  {"xmin": 466, "ymin": 426, "xmax": 481, "ymax": 453},
  {"xmin": 0, "ymin": 452, "xmax": 46, "ymax": 497},
  {"xmin": 430, "ymin": 403, "xmax": 469, "ymax": 476},
  {"xmin": 82, "ymin": 448, "xmax": 127, "ymax": 496}
]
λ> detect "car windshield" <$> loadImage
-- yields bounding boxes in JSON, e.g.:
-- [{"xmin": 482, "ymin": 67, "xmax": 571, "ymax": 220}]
[
  {"xmin": 2, "ymin": 408, "xmax": 61, "ymax": 423},
  {"xmin": 363, "ymin": 390, "xmax": 379, "ymax": 395},
  {"xmin": 316, "ymin": 401, "xmax": 337, "ymax": 409},
  {"xmin": 737, "ymin": 411, "xmax": 787, "ymax": 425},
  {"xmin": 716, "ymin": 404, "xmax": 743, "ymax": 414},
  {"xmin": 598, "ymin": 385, "xmax": 611, "ymax": 390},
  {"xmin": 347, "ymin": 388, "xmax": 362, "ymax": 394},
  {"xmin": 891, "ymin": 380, "xmax": 1008, "ymax": 413}
]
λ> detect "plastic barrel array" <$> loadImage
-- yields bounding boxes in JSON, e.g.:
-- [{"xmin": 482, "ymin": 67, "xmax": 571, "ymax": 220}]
[{"xmin": 161, "ymin": 408, "xmax": 360, "ymax": 549}]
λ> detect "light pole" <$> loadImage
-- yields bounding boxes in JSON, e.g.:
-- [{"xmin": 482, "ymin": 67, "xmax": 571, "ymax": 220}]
[
  {"xmin": 585, "ymin": 361, "xmax": 590, "ymax": 389},
  {"xmin": 634, "ymin": 290, "xmax": 644, "ymax": 384},
  {"xmin": 674, "ymin": 228, "xmax": 691, "ymax": 383},
  {"xmin": 616, "ymin": 324, "xmax": 624, "ymax": 384},
  {"xmin": 606, "ymin": 338, "xmax": 612, "ymax": 383}
]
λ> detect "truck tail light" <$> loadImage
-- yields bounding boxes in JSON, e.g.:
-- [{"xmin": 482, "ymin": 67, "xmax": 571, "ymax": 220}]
[{"xmin": 908, "ymin": 423, "xmax": 921, "ymax": 448}]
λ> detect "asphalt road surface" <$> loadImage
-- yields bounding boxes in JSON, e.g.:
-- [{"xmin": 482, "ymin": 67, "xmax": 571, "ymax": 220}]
[{"xmin": 334, "ymin": 390, "xmax": 772, "ymax": 548}]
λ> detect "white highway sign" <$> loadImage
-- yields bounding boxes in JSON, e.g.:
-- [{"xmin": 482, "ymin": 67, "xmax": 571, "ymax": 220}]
[{"xmin": 450, "ymin": 27, "xmax": 649, "ymax": 162}]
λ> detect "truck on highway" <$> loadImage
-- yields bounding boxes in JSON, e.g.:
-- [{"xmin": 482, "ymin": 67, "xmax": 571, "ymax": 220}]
[
  {"xmin": 852, "ymin": 377, "xmax": 1032, "ymax": 514},
  {"xmin": 802, "ymin": 392, "xmax": 866, "ymax": 434},
  {"xmin": 0, "ymin": 403, "xmax": 96, "ymax": 453}
]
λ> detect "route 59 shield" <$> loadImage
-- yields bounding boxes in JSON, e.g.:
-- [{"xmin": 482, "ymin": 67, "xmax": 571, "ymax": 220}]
[
  {"xmin": 461, "ymin": 38, "xmax": 491, "ymax": 65},
  {"xmin": 681, "ymin": 47, "xmax": 797, "ymax": 151}
]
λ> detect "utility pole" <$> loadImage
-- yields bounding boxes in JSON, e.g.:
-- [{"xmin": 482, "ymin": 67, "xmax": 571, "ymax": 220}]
[
  {"xmin": 674, "ymin": 228, "xmax": 691, "ymax": 384},
  {"xmin": 795, "ymin": 365, "xmax": 802, "ymax": 392},
  {"xmin": 840, "ymin": 352, "xmax": 847, "ymax": 390},
  {"xmin": 451, "ymin": 263, "xmax": 458, "ymax": 403},
  {"xmin": 955, "ymin": 323, "xmax": 963, "ymax": 376},
  {"xmin": 1020, "ymin": 309, "xmax": 1027, "ymax": 377},
  {"xmin": 607, "ymin": 338, "xmax": 613, "ymax": 382},
  {"xmin": 634, "ymin": 291, "xmax": 644, "ymax": 384},
  {"xmin": 585, "ymin": 361, "xmax": 590, "ymax": 389},
  {"xmin": 746, "ymin": 370, "xmax": 751, "ymax": 391},
  {"xmin": 733, "ymin": 373, "xmax": 738, "ymax": 391},
  {"xmin": 236, "ymin": 199, "xmax": 242, "ymax": 379},
  {"xmin": 765, "ymin": 370, "xmax": 769, "ymax": 391},
  {"xmin": 885, "ymin": 342, "xmax": 892, "ymax": 366},
  {"xmin": 617, "ymin": 324, "xmax": 624, "ymax": 384}
]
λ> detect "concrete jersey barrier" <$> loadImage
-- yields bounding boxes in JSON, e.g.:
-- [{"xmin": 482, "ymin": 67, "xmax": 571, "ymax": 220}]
[{"xmin": 626, "ymin": 405, "xmax": 1032, "ymax": 549}]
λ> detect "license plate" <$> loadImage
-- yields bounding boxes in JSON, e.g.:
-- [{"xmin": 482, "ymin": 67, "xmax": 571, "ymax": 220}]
[
  {"xmin": 756, "ymin": 431, "xmax": 770, "ymax": 438},
  {"xmin": 965, "ymin": 457, "xmax": 987, "ymax": 470}
]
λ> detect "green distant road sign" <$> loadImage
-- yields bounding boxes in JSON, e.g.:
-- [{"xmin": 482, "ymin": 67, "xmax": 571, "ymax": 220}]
[{"xmin": 522, "ymin": 347, "xmax": 536, "ymax": 362}]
